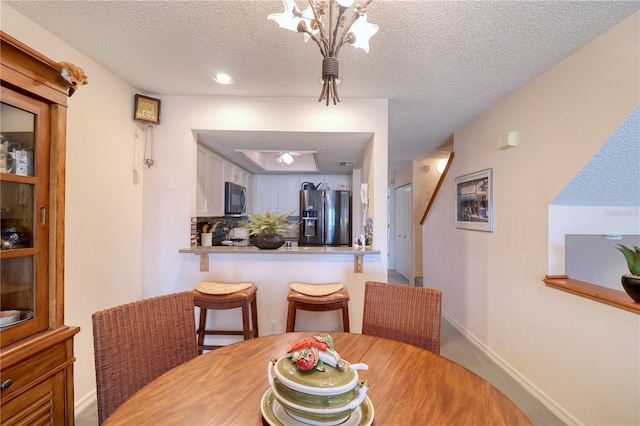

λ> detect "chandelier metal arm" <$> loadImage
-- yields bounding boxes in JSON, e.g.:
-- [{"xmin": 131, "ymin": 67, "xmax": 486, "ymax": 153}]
[
  {"xmin": 333, "ymin": 12, "xmax": 358, "ymax": 58},
  {"xmin": 307, "ymin": 0, "xmax": 330, "ymax": 56},
  {"xmin": 331, "ymin": 77, "xmax": 340, "ymax": 104},
  {"xmin": 329, "ymin": 4, "xmax": 347, "ymax": 56},
  {"xmin": 300, "ymin": 22, "xmax": 327, "ymax": 56}
]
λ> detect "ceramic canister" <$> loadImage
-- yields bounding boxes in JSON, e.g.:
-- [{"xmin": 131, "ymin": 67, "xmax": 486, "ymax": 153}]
[{"xmin": 267, "ymin": 357, "xmax": 369, "ymax": 425}]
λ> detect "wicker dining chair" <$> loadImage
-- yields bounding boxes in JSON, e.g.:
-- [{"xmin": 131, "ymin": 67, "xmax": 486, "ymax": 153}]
[
  {"xmin": 362, "ymin": 281, "xmax": 442, "ymax": 354},
  {"xmin": 92, "ymin": 291, "xmax": 198, "ymax": 425}
]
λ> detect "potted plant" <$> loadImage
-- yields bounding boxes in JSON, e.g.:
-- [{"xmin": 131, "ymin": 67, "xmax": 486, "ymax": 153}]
[
  {"xmin": 616, "ymin": 244, "xmax": 640, "ymax": 302},
  {"xmin": 241, "ymin": 210, "xmax": 297, "ymax": 249}
]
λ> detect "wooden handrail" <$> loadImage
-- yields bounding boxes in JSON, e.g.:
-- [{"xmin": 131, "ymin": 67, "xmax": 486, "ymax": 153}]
[{"xmin": 420, "ymin": 152, "xmax": 454, "ymax": 225}]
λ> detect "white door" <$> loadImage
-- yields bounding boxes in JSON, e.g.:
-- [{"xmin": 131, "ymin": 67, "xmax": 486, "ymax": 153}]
[{"xmin": 394, "ymin": 185, "xmax": 412, "ymax": 280}]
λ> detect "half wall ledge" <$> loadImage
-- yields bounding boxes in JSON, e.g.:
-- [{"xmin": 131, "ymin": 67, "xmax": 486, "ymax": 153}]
[
  {"xmin": 179, "ymin": 246, "xmax": 381, "ymax": 273},
  {"xmin": 543, "ymin": 275, "xmax": 639, "ymax": 315}
]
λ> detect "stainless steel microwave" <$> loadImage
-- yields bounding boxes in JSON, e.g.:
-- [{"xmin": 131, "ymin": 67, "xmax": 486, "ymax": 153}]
[{"xmin": 225, "ymin": 182, "xmax": 246, "ymax": 215}]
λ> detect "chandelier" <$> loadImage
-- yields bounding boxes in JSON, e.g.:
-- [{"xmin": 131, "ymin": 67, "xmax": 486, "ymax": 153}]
[{"xmin": 268, "ymin": 0, "xmax": 378, "ymax": 106}]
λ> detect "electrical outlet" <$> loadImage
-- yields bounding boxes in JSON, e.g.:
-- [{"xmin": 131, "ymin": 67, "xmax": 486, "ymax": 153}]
[{"xmin": 269, "ymin": 320, "xmax": 278, "ymax": 335}]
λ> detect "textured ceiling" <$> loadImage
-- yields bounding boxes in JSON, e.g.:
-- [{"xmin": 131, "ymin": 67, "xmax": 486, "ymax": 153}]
[
  {"xmin": 553, "ymin": 106, "xmax": 640, "ymax": 207},
  {"xmin": 4, "ymin": 0, "xmax": 639, "ymax": 173}
]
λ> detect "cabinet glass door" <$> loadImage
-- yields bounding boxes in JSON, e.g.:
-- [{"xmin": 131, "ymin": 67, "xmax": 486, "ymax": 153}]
[{"xmin": 1, "ymin": 87, "xmax": 50, "ymax": 347}]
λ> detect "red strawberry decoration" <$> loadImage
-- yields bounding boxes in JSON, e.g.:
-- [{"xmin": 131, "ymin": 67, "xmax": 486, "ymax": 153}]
[{"xmin": 294, "ymin": 348, "xmax": 317, "ymax": 371}]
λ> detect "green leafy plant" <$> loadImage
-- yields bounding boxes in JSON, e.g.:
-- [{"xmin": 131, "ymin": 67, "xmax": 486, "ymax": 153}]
[
  {"xmin": 240, "ymin": 210, "xmax": 297, "ymax": 236},
  {"xmin": 617, "ymin": 244, "xmax": 640, "ymax": 276}
]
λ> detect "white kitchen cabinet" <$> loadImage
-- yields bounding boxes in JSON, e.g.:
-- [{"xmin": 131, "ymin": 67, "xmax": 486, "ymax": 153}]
[
  {"xmin": 322, "ymin": 175, "xmax": 351, "ymax": 191},
  {"xmin": 223, "ymin": 160, "xmax": 252, "ymax": 213},
  {"xmin": 254, "ymin": 175, "xmax": 300, "ymax": 215},
  {"xmin": 279, "ymin": 175, "xmax": 301, "ymax": 214},
  {"xmin": 239, "ymin": 169, "xmax": 251, "ymax": 189},
  {"xmin": 224, "ymin": 162, "xmax": 240, "ymax": 184},
  {"xmin": 239, "ymin": 169, "xmax": 252, "ymax": 213},
  {"xmin": 196, "ymin": 146, "xmax": 224, "ymax": 216}
]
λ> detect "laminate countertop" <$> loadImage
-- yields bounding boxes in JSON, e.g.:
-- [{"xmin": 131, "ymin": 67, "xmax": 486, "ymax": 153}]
[
  {"xmin": 179, "ymin": 246, "xmax": 380, "ymax": 255},
  {"xmin": 179, "ymin": 246, "xmax": 380, "ymax": 272}
]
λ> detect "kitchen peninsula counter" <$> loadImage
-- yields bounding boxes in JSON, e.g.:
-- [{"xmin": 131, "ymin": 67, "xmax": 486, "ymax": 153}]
[{"xmin": 179, "ymin": 246, "xmax": 380, "ymax": 273}]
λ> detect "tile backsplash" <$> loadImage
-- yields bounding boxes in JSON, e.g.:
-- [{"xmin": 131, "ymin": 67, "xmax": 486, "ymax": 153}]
[{"xmin": 191, "ymin": 216, "xmax": 300, "ymax": 247}]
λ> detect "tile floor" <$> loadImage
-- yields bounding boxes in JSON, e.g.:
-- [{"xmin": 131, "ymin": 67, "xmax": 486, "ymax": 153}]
[
  {"xmin": 76, "ymin": 279, "xmax": 564, "ymax": 426},
  {"xmin": 387, "ymin": 269, "xmax": 410, "ymax": 285}
]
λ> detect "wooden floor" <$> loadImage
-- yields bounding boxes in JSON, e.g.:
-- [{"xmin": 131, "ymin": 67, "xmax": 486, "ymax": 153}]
[{"xmin": 76, "ymin": 278, "xmax": 564, "ymax": 426}]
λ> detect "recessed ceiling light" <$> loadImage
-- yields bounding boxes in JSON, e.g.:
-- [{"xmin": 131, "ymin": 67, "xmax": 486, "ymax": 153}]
[{"xmin": 212, "ymin": 73, "xmax": 235, "ymax": 85}]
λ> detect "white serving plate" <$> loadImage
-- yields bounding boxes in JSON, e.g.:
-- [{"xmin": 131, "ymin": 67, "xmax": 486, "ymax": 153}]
[{"xmin": 261, "ymin": 389, "xmax": 374, "ymax": 426}]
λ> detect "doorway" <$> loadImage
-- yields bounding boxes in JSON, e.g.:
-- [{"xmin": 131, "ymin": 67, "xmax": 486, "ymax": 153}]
[{"xmin": 394, "ymin": 184, "xmax": 412, "ymax": 281}]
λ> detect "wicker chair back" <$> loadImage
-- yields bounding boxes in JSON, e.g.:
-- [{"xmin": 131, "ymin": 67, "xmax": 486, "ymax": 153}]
[
  {"xmin": 92, "ymin": 291, "xmax": 198, "ymax": 424},
  {"xmin": 362, "ymin": 281, "xmax": 442, "ymax": 354}
]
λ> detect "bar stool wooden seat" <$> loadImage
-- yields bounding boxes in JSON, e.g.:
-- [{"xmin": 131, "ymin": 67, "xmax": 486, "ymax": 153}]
[
  {"xmin": 193, "ymin": 282, "xmax": 258, "ymax": 354},
  {"xmin": 286, "ymin": 283, "xmax": 350, "ymax": 332}
]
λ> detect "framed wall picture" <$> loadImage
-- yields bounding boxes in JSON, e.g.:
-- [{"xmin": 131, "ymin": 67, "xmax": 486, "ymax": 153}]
[
  {"xmin": 455, "ymin": 168, "xmax": 493, "ymax": 232},
  {"xmin": 134, "ymin": 94, "xmax": 160, "ymax": 124}
]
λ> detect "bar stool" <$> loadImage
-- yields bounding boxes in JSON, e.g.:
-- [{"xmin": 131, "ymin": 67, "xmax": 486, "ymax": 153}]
[
  {"xmin": 286, "ymin": 283, "xmax": 350, "ymax": 332},
  {"xmin": 193, "ymin": 282, "xmax": 258, "ymax": 354}
]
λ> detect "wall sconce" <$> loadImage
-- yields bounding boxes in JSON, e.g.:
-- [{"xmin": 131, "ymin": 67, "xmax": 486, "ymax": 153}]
[
  {"xmin": 498, "ymin": 131, "xmax": 517, "ymax": 150},
  {"xmin": 436, "ymin": 160, "xmax": 447, "ymax": 174}
]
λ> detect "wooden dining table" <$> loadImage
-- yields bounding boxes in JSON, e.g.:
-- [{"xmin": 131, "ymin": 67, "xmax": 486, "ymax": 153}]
[{"xmin": 103, "ymin": 332, "xmax": 532, "ymax": 425}]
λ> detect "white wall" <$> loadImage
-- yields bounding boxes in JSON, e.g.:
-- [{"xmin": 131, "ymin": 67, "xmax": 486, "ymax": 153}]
[
  {"xmin": 141, "ymin": 97, "xmax": 389, "ymax": 328},
  {"xmin": 423, "ymin": 12, "xmax": 640, "ymax": 425},
  {"xmin": 549, "ymin": 205, "xmax": 640, "ymax": 275},
  {"xmin": 565, "ymin": 234, "xmax": 640, "ymax": 289},
  {"xmin": 2, "ymin": 4, "xmax": 145, "ymax": 411}
]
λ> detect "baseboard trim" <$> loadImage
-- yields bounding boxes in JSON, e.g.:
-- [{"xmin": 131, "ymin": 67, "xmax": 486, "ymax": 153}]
[
  {"xmin": 75, "ymin": 389, "xmax": 96, "ymax": 415},
  {"xmin": 442, "ymin": 311, "xmax": 580, "ymax": 426}
]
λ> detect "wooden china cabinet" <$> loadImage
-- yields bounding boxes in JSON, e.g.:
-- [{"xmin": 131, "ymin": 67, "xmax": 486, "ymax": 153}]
[{"xmin": 0, "ymin": 32, "xmax": 80, "ymax": 425}]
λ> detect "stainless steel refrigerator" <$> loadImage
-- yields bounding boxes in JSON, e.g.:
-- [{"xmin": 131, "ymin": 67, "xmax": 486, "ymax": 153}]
[{"xmin": 299, "ymin": 190, "xmax": 352, "ymax": 246}]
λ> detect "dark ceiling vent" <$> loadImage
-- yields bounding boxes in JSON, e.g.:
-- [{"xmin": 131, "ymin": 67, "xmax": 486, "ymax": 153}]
[{"xmin": 338, "ymin": 161, "xmax": 356, "ymax": 167}]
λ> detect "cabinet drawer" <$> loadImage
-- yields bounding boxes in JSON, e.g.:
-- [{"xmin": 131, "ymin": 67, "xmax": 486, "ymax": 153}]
[
  {"xmin": 1, "ymin": 371, "xmax": 65, "ymax": 425},
  {"xmin": 1, "ymin": 343, "xmax": 66, "ymax": 399}
]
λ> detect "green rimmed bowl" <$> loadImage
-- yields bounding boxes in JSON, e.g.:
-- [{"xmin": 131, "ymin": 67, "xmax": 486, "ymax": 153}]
[{"xmin": 272, "ymin": 377, "xmax": 358, "ymax": 409}]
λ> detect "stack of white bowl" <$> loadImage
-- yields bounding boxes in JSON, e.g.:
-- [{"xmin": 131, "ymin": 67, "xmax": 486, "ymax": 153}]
[{"xmin": 0, "ymin": 310, "xmax": 20, "ymax": 327}]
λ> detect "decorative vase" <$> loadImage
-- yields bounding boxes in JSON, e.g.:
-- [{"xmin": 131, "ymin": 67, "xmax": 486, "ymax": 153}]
[
  {"xmin": 251, "ymin": 234, "xmax": 285, "ymax": 250},
  {"xmin": 621, "ymin": 275, "xmax": 640, "ymax": 303}
]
